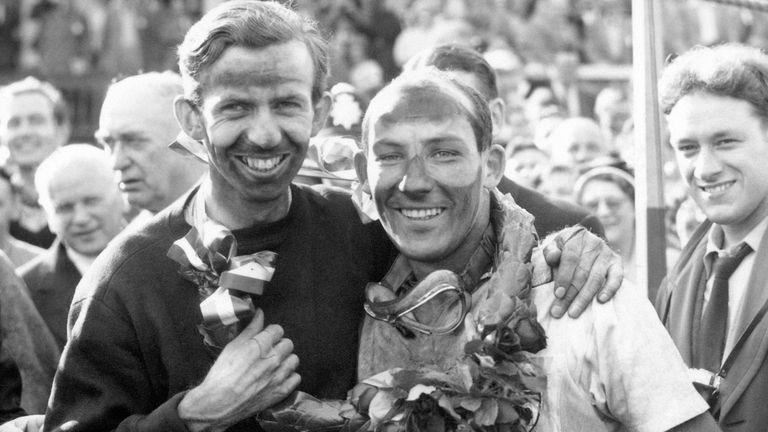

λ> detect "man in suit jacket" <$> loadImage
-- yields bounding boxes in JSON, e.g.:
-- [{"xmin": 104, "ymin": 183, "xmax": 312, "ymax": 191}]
[
  {"xmin": 403, "ymin": 44, "xmax": 610, "ymax": 317},
  {"xmin": 655, "ymin": 43, "xmax": 768, "ymax": 432},
  {"xmin": 18, "ymin": 145, "xmax": 126, "ymax": 350}
]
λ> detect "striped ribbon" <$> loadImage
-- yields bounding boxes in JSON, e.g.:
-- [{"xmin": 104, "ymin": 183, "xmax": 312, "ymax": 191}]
[{"xmin": 167, "ymin": 220, "xmax": 277, "ymax": 327}]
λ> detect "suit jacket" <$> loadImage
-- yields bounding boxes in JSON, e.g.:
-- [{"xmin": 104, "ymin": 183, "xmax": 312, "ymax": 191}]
[
  {"xmin": 497, "ymin": 176, "xmax": 605, "ymax": 239},
  {"xmin": 19, "ymin": 239, "xmax": 82, "ymax": 350},
  {"xmin": 656, "ymin": 220, "xmax": 768, "ymax": 432}
]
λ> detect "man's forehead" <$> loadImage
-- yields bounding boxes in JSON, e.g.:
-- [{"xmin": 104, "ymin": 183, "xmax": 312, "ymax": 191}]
[
  {"xmin": 370, "ymin": 86, "xmax": 469, "ymax": 126},
  {"xmin": 0, "ymin": 91, "xmax": 54, "ymax": 115}
]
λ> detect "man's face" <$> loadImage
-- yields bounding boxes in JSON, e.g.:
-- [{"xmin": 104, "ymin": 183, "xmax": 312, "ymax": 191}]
[
  {"xmin": 505, "ymin": 147, "xmax": 549, "ymax": 188},
  {"xmin": 668, "ymin": 92, "xmax": 768, "ymax": 240},
  {"xmin": 192, "ymin": 41, "xmax": 324, "ymax": 205},
  {"xmin": 44, "ymin": 167, "xmax": 125, "ymax": 257},
  {"xmin": 364, "ymin": 99, "xmax": 490, "ymax": 263},
  {"xmin": 579, "ymin": 179, "xmax": 634, "ymax": 248},
  {"xmin": 0, "ymin": 92, "xmax": 63, "ymax": 168},
  {"xmin": 97, "ymin": 87, "xmax": 184, "ymax": 212},
  {"xmin": 552, "ymin": 123, "xmax": 606, "ymax": 168}
]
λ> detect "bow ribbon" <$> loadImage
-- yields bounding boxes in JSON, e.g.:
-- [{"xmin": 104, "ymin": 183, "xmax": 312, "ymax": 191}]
[{"xmin": 167, "ymin": 220, "xmax": 277, "ymax": 327}]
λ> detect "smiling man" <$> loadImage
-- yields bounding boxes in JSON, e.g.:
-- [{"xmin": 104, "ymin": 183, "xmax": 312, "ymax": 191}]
[
  {"xmin": 354, "ymin": 70, "xmax": 715, "ymax": 432},
  {"xmin": 656, "ymin": 44, "xmax": 768, "ymax": 431},
  {"xmin": 0, "ymin": 77, "xmax": 69, "ymax": 248},
  {"xmin": 19, "ymin": 144, "xmax": 126, "ymax": 349}
]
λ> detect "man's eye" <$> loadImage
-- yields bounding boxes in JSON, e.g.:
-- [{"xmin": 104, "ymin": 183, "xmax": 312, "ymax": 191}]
[
  {"xmin": 433, "ymin": 150, "xmax": 457, "ymax": 159},
  {"xmin": 275, "ymin": 99, "xmax": 302, "ymax": 111},
  {"xmin": 376, "ymin": 154, "xmax": 403, "ymax": 162}
]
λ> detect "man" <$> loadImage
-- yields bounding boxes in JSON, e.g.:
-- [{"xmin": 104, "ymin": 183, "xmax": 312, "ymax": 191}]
[
  {"xmin": 95, "ymin": 71, "xmax": 207, "ymax": 220},
  {"xmin": 18, "ymin": 144, "xmax": 126, "ymax": 349},
  {"xmin": 656, "ymin": 43, "xmax": 768, "ymax": 431},
  {"xmin": 39, "ymin": 3, "xmax": 619, "ymax": 432},
  {"xmin": 0, "ymin": 77, "xmax": 68, "ymax": 248},
  {"xmin": 404, "ymin": 44, "xmax": 610, "ymax": 316},
  {"xmin": 354, "ymin": 69, "xmax": 716, "ymax": 432},
  {"xmin": 546, "ymin": 116, "xmax": 611, "ymax": 173},
  {"xmin": 0, "ymin": 168, "xmax": 43, "ymax": 267}
]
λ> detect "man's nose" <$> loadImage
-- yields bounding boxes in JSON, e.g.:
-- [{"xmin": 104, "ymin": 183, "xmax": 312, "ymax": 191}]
[
  {"xmin": 398, "ymin": 156, "xmax": 433, "ymax": 194},
  {"xmin": 244, "ymin": 108, "xmax": 281, "ymax": 149},
  {"xmin": 110, "ymin": 142, "xmax": 131, "ymax": 171},
  {"xmin": 71, "ymin": 202, "xmax": 92, "ymax": 225},
  {"xmin": 693, "ymin": 147, "xmax": 723, "ymax": 181}
]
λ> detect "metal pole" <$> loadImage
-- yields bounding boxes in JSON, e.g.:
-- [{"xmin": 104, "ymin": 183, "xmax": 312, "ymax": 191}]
[{"xmin": 632, "ymin": 0, "xmax": 667, "ymax": 301}]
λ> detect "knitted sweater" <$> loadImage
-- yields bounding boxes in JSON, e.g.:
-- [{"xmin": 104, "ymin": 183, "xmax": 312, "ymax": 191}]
[{"xmin": 44, "ymin": 184, "xmax": 396, "ymax": 432}]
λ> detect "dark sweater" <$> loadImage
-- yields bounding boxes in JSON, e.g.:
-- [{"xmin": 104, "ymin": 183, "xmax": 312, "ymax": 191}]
[{"xmin": 44, "ymin": 184, "xmax": 396, "ymax": 432}]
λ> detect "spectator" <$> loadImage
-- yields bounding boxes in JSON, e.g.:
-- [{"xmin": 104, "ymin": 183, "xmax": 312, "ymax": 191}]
[
  {"xmin": 547, "ymin": 116, "xmax": 611, "ymax": 172},
  {"xmin": 504, "ymin": 143, "xmax": 549, "ymax": 189},
  {"xmin": 19, "ymin": 144, "xmax": 126, "ymax": 349},
  {"xmin": 96, "ymin": 71, "xmax": 206, "ymax": 220},
  {"xmin": 0, "ymin": 168, "xmax": 43, "ymax": 268},
  {"xmin": 0, "ymin": 76, "xmax": 67, "ymax": 248},
  {"xmin": 593, "ymin": 83, "xmax": 631, "ymax": 150},
  {"xmin": 538, "ymin": 163, "xmax": 578, "ymax": 203},
  {"xmin": 656, "ymin": 44, "xmax": 768, "ymax": 429}
]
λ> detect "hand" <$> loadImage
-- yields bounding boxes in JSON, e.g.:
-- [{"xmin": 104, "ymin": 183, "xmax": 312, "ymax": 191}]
[
  {"xmin": 0, "ymin": 415, "xmax": 45, "ymax": 432},
  {"xmin": 543, "ymin": 226, "xmax": 623, "ymax": 318},
  {"xmin": 178, "ymin": 310, "xmax": 300, "ymax": 432}
]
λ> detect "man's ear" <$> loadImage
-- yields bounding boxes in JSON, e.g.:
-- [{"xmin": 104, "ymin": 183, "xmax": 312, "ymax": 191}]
[
  {"xmin": 354, "ymin": 151, "xmax": 371, "ymax": 194},
  {"xmin": 489, "ymin": 97, "xmax": 506, "ymax": 140},
  {"xmin": 173, "ymin": 96, "xmax": 206, "ymax": 140},
  {"xmin": 311, "ymin": 92, "xmax": 333, "ymax": 136},
  {"xmin": 483, "ymin": 143, "xmax": 506, "ymax": 189}
]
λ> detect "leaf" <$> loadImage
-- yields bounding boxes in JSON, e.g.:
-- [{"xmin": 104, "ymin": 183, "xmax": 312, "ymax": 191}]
[
  {"xmin": 475, "ymin": 399, "xmax": 499, "ymax": 426},
  {"xmin": 457, "ymin": 396, "xmax": 483, "ymax": 412}
]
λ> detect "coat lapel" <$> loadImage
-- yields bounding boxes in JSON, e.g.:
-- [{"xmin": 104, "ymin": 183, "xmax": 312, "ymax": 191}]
[
  {"xmin": 719, "ymin": 225, "xmax": 768, "ymax": 420},
  {"xmin": 666, "ymin": 240, "xmax": 708, "ymax": 364}
]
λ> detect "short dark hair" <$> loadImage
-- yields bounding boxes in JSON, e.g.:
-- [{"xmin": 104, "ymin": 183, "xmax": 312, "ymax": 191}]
[
  {"xmin": 177, "ymin": 0, "xmax": 329, "ymax": 105},
  {"xmin": 659, "ymin": 43, "xmax": 768, "ymax": 122},
  {"xmin": 0, "ymin": 76, "xmax": 69, "ymax": 126},
  {"xmin": 403, "ymin": 44, "xmax": 499, "ymax": 100},
  {"xmin": 361, "ymin": 69, "xmax": 493, "ymax": 153}
]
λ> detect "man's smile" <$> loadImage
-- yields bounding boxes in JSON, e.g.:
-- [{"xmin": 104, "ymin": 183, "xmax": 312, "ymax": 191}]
[
  {"xmin": 698, "ymin": 180, "xmax": 736, "ymax": 196},
  {"xmin": 399, "ymin": 207, "xmax": 446, "ymax": 220},
  {"xmin": 236, "ymin": 154, "xmax": 289, "ymax": 174}
]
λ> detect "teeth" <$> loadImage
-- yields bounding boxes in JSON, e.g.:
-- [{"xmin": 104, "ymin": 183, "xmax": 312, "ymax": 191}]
[
  {"xmin": 241, "ymin": 156, "xmax": 282, "ymax": 171},
  {"xmin": 400, "ymin": 208, "xmax": 443, "ymax": 219},
  {"xmin": 701, "ymin": 182, "xmax": 733, "ymax": 194}
]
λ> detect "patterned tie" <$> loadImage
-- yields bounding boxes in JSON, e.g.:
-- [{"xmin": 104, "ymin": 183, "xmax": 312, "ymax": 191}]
[{"xmin": 696, "ymin": 242, "xmax": 753, "ymax": 372}]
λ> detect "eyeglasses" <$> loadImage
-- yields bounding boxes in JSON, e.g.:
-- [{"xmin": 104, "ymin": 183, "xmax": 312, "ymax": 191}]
[{"xmin": 582, "ymin": 197, "xmax": 630, "ymax": 213}]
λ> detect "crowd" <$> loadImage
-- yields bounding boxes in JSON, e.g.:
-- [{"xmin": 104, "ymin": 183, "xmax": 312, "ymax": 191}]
[{"xmin": 0, "ymin": 0, "xmax": 765, "ymax": 431}]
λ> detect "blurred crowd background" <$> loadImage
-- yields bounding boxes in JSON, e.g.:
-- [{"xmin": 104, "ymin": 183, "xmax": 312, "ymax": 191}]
[{"xmin": 0, "ymin": 0, "xmax": 767, "ymax": 282}]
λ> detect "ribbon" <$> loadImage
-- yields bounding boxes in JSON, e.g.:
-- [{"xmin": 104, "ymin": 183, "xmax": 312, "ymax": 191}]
[{"xmin": 167, "ymin": 220, "xmax": 277, "ymax": 328}]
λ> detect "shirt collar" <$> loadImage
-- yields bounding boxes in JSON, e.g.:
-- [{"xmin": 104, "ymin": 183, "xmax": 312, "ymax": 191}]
[{"xmin": 704, "ymin": 216, "xmax": 768, "ymax": 276}]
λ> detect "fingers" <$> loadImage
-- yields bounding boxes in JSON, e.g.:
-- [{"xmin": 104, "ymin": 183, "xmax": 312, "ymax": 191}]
[
  {"xmin": 249, "ymin": 325, "xmax": 286, "ymax": 359},
  {"xmin": 553, "ymin": 230, "xmax": 601, "ymax": 298},
  {"xmin": 598, "ymin": 259, "xmax": 623, "ymax": 303},
  {"xmin": 236, "ymin": 309, "xmax": 265, "ymax": 340},
  {"xmin": 566, "ymin": 264, "xmax": 607, "ymax": 318}
]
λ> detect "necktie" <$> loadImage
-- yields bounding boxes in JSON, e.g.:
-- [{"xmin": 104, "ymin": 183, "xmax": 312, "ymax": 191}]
[{"xmin": 696, "ymin": 242, "xmax": 753, "ymax": 372}]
